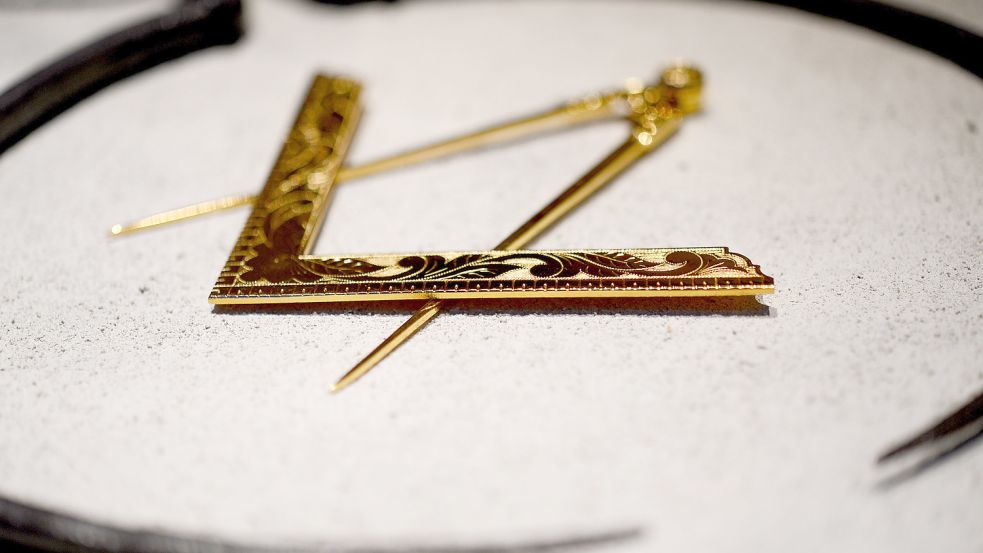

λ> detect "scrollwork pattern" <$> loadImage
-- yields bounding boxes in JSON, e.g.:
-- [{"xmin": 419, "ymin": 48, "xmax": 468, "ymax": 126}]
[{"xmin": 240, "ymin": 249, "xmax": 762, "ymax": 285}]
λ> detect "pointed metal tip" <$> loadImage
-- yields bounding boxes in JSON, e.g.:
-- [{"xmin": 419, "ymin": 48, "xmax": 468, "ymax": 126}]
[
  {"xmin": 876, "ymin": 433, "xmax": 934, "ymax": 465},
  {"xmin": 331, "ymin": 373, "xmax": 357, "ymax": 394},
  {"xmin": 876, "ymin": 447, "xmax": 905, "ymax": 465},
  {"xmin": 875, "ymin": 391, "xmax": 983, "ymax": 466},
  {"xmin": 109, "ymin": 224, "xmax": 124, "ymax": 237}
]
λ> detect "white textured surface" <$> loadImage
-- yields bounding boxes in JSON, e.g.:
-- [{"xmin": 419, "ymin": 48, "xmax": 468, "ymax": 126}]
[{"xmin": 1, "ymin": 1, "xmax": 982, "ymax": 551}]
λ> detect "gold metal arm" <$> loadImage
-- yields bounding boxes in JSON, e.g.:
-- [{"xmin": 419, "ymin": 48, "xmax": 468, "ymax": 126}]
[{"xmin": 109, "ymin": 90, "xmax": 628, "ymax": 236}]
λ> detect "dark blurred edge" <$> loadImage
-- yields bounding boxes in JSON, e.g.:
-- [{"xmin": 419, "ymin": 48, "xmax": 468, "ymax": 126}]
[
  {"xmin": 0, "ymin": 0, "xmax": 244, "ymax": 156},
  {"xmin": 748, "ymin": 0, "xmax": 982, "ymax": 78},
  {"xmin": 0, "ymin": 0, "xmax": 981, "ymax": 551},
  {"xmin": 0, "ymin": 496, "xmax": 642, "ymax": 553},
  {"xmin": 1, "ymin": 0, "xmax": 981, "ymax": 158}
]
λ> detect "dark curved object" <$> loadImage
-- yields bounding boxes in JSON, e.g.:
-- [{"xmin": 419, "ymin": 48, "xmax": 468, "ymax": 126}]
[
  {"xmin": 0, "ymin": 0, "xmax": 243, "ymax": 156},
  {"xmin": 0, "ymin": 497, "xmax": 640, "ymax": 553},
  {"xmin": 0, "ymin": 0, "xmax": 980, "ymax": 159},
  {"xmin": 747, "ymin": 0, "xmax": 983, "ymax": 78}
]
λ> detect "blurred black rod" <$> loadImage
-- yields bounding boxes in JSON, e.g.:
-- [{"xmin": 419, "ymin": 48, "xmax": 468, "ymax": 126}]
[
  {"xmin": 0, "ymin": 0, "xmax": 243, "ymax": 156},
  {"xmin": 745, "ymin": 0, "xmax": 983, "ymax": 78}
]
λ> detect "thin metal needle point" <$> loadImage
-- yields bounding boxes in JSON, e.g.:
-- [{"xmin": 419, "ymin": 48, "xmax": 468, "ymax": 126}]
[{"xmin": 331, "ymin": 120, "xmax": 681, "ymax": 392}]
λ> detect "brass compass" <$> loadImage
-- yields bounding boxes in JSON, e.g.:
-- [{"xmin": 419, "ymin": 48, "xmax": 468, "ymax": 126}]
[{"xmin": 111, "ymin": 65, "xmax": 773, "ymax": 391}]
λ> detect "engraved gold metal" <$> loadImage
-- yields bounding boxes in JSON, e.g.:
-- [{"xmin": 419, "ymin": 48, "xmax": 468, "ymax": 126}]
[
  {"xmin": 203, "ymin": 66, "xmax": 773, "ymax": 391},
  {"xmin": 209, "ymin": 70, "xmax": 772, "ymax": 307}
]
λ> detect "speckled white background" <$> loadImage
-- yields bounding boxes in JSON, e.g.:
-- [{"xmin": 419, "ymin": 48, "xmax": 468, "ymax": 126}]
[{"xmin": 0, "ymin": 1, "xmax": 981, "ymax": 551}]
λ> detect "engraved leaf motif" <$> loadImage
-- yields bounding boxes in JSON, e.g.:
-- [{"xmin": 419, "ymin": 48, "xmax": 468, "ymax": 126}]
[
  {"xmin": 441, "ymin": 263, "xmax": 522, "ymax": 280},
  {"xmin": 240, "ymin": 244, "xmax": 321, "ymax": 284},
  {"xmin": 569, "ymin": 252, "xmax": 663, "ymax": 277},
  {"xmin": 433, "ymin": 254, "xmax": 487, "ymax": 272},
  {"xmin": 302, "ymin": 258, "xmax": 385, "ymax": 278},
  {"xmin": 694, "ymin": 253, "xmax": 740, "ymax": 274},
  {"xmin": 425, "ymin": 254, "xmax": 521, "ymax": 280}
]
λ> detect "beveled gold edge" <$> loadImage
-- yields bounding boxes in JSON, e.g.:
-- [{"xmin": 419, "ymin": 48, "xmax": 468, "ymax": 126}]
[{"xmin": 209, "ymin": 285, "xmax": 774, "ymax": 305}]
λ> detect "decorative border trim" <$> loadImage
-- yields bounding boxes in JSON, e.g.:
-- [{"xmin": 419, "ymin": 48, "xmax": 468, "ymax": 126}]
[{"xmin": 212, "ymin": 247, "xmax": 773, "ymax": 304}]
